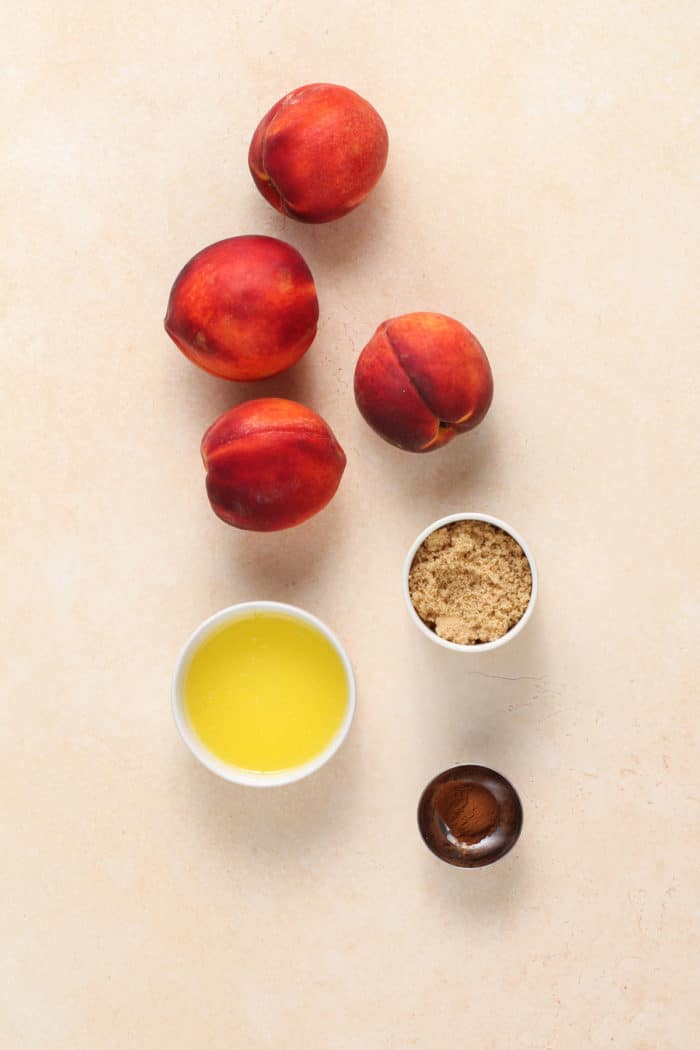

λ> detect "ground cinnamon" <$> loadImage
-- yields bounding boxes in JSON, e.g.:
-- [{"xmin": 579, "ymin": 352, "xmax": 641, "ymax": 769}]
[{"xmin": 433, "ymin": 781, "xmax": 500, "ymax": 845}]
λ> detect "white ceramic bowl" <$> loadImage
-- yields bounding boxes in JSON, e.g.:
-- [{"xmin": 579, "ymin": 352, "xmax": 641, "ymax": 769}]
[
  {"xmin": 172, "ymin": 600, "xmax": 356, "ymax": 787},
  {"xmin": 402, "ymin": 513, "xmax": 538, "ymax": 653}
]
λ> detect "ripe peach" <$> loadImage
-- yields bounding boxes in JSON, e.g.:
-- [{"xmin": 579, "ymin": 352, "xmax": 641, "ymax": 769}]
[
  {"xmin": 164, "ymin": 235, "xmax": 318, "ymax": 381},
  {"xmin": 201, "ymin": 398, "xmax": 346, "ymax": 531},
  {"xmin": 249, "ymin": 83, "xmax": 389, "ymax": 223},
  {"xmin": 353, "ymin": 313, "xmax": 493, "ymax": 453}
]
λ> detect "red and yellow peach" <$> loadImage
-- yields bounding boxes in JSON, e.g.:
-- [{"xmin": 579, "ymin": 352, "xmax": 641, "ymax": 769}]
[
  {"xmin": 201, "ymin": 398, "xmax": 346, "ymax": 531},
  {"xmin": 164, "ymin": 235, "xmax": 318, "ymax": 381},
  {"xmin": 249, "ymin": 83, "xmax": 389, "ymax": 223},
  {"xmin": 353, "ymin": 312, "xmax": 493, "ymax": 452}
]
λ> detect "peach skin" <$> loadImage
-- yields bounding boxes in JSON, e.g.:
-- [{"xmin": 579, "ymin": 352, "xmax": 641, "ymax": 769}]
[
  {"xmin": 353, "ymin": 313, "xmax": 493, "ymax": 452},
  {"xmin": 201, "ymin": 398, "xmax": 346, "ymax": 531},
  {"xmin": 249, "ymin": 83, "xmax": 389, "ymax": 223},
  {"xmin": 164, "ymin": 235, "xmax": 319, "ymax": 381}
]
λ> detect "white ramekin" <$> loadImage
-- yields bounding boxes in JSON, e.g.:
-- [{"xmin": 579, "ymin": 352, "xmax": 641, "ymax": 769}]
[
  {"xmin": 402, "ymin": 513, "xmax": 538, "ymax": 653},
  {"xmin": 172, "ymin": 601, "xmax": 356, "ymax": 787}
]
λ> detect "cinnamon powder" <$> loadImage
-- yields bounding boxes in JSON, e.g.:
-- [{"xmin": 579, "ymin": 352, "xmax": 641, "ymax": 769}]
[
  {"xmin": 408, "ymin": 520, "xmax": 532, "ymax": 645},
  {"xmin": 433, "ymin": 781, "xmax": 499, "ymax": 844}
]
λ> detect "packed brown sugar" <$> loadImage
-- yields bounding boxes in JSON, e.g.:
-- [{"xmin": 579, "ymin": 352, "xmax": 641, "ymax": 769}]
[{"xmin": 408, "ymin": 520, "xmax": 532, "ymax": 645}]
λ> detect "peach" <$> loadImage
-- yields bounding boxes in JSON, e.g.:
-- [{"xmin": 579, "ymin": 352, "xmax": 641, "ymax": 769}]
[
  {"xmin": 353, "ymin": 313, "xmax": 493, "ymax": 452},
  {"xmin": 248, "ymin": 83, "xmax": 389, "ymax": 223},
  {"xmin": 201, "ymin": 398, "xmax": 346, "ymax": 531},
  {"xmin": 164, "ymin": 235, "xmax": 318, "ymax": 381}
]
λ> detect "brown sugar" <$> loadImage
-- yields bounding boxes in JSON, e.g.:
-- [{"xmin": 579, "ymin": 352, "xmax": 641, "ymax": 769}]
[{"xmin": 408, "ymin": 520, "xmax": 532, "ymax": 645}]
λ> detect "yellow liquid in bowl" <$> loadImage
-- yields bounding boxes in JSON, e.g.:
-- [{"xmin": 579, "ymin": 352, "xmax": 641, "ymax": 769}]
[{"xmin": 184, "ymin": 613, "xmax": 349, "ymax": 773}]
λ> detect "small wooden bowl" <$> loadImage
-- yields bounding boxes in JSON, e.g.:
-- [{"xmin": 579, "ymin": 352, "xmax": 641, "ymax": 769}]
[{"xmin": 418, "ymin": 765, "xmax": 523, "ymax": 867}]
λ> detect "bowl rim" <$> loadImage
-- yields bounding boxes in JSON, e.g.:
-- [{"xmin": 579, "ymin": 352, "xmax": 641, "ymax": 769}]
[
  {"xmin": 402, "ymin": 512, "xmax": 538, "ymax": 653},
  {"xmin": 171, "ymin": 600, "xmax": 356, "ymax": 787}
]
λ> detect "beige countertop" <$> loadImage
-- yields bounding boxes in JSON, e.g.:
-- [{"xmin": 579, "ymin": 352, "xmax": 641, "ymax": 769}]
[{"xmin": 3, "ymin": 2, "xmax": 699, "ymax": 1047}]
